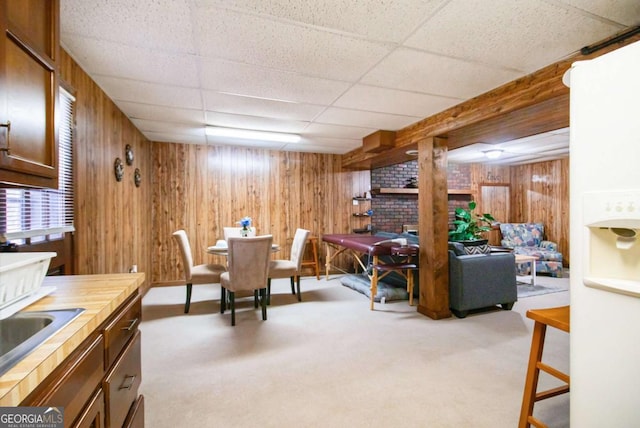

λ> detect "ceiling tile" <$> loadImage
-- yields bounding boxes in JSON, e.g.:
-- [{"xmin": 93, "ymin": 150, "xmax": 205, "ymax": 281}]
[
  {"xmin": 62, "ymin": 37, "xmax": 198, "ymax": 87},
  {"xmin": 198, "ymin": 57, "xmax": 351, "ymax": 105},
  {"xmin": 93, "ymin": 76, "xmax": 203, "ymax": 110},
  {"xmin": 130, "ymin": 119, "xmax": 206, "ymax": 137},
  {"xmin": 560, "ymin": 0, "xmax": 640, "ymax": 26},
  {"xmin": 61, "ymin": 0, "xmax": 196, "ymax": 53},
  {"xmin": 146, "ymin": 132, "xmax": 207, "ymax": 145},
  {"xmin": 405, "ymin": 0, "xmax": 625, "ymax": 73},
  {"xmin": 193, "ymin": 7, "xmax": 392, "ymax": 81},
  {"xmin": 315, "ymin": 107, "xmax": 420, "ymax": 130},
  {"xmin": 198, "ymin": 0, "xmax": 447, "ymax": 42},
  {"xmin": 302, "ymin": 123, "xmax": 376, "ymax": 139},
  {"xmin": 333, "ymin": 84, "xmax": 462, "ymax": 117},
  {"xmin": 203, "ymin": 91, "xmax": 324, "ymax": 121},
  {"xmin": 115, "ymin": 102, "xmax": 205, "ymax": 124},
  {"xmin": 361, "ymin": 48, "xmax": 522, "ymax": 99},
  {"xmin": 205, "ymin": 112, "xmax": 309, "ymax": 133}
]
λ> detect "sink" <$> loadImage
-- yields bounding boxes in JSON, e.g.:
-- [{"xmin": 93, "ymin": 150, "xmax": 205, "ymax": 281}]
[{"xmin": 0, "ymin": 308, "xmax": 84, "ymax": 376}]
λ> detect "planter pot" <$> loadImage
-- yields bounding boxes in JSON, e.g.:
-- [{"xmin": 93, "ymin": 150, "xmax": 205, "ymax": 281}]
[{"xmin": 459, "ymin": 239, "xmax": 489, "ymax": 247}]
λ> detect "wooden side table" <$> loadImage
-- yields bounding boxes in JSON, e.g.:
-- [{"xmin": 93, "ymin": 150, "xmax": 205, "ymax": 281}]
[
  {"xmin": 515, "ymin": 254, "xmax": 538, "ymax": 286},
  {"xmin": 300, "ymin": 236, "xmax": 320, "ymax": 280}
]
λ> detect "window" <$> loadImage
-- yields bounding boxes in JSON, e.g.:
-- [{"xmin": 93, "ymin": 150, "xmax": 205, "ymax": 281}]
[{"xmin": 0, "ymin": 87, "xmax": 75, "ymax": 243}]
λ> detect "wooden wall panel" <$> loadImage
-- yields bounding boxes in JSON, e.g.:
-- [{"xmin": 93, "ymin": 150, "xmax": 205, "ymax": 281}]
[
  {"xmin": 151, "ymin": 143, "xmax": 369, "ymax": 285},
  {"xmin": 59, "ymin": 50, "xmax": 152, "ymax": 291},
  {"xmin": 509, "ymin": 157, "xmax": 570, "ymax": 266}
]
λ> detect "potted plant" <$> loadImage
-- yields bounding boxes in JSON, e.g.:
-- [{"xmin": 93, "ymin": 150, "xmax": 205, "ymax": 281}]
[{"xmin": 448, "ymin": 201, "xmax": 495, "ymax": 245}]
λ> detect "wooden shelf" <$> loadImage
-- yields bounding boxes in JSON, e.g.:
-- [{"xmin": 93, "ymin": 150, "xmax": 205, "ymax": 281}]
[
  {"xmin": 371, "ymin": 188, "xmax": 418, "ymax": 195},
  {"xmin": 371, "ymin": 188, "xmax": 472, "ymax": 195}
]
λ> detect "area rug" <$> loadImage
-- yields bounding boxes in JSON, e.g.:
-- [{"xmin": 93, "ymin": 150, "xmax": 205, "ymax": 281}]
[{"xmin": 517, "ymin": 271, "xmax": 570, "ymax": 298}]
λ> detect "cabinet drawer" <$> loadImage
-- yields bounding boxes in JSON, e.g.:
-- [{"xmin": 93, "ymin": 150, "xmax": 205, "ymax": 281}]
[
  {"xmin": 105, "ymin": 331, "xmax": 141, "ymax": 428},
  {"xmin": 72, "ymin": 388, "xmax": 105, "ymax": 428},
  {"xmin": 122, "ymin": 395, "xmax": 144, "ymax": 428},
  {"xmin": 25, "ymin": 335, "xmax": 105, "ymax": 428},
  {"xmin": 103, "ymin": 294, "xmax": 141, "ymax": 369}
]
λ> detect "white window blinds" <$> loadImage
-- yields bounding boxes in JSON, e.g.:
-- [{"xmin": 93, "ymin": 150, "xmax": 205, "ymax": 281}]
[{"xmin": 0, "ymin": 87, "xmax": 75, "ymax": 242}]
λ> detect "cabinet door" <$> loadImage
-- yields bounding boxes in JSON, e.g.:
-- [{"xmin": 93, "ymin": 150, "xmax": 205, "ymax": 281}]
[
  {"xmin": 0, "ymin": 0, "xmax": 59, "ymax": 187},
  {"xmin": 72, "ymin": 389, "xmax": 105, "ymax": 428},
  {"xmin": 105, "ymin": 331, "xmax": 142, "ymax": 428}
]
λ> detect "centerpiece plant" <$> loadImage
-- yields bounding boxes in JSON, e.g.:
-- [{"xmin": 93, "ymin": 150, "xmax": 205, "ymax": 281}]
[
  {"xmin": 448, "ymin": 201, "xmax": 495, "ymax": 244},
  {"xmin": 238, "ymin": 216, "xmax": 252, "ymax": 237}
]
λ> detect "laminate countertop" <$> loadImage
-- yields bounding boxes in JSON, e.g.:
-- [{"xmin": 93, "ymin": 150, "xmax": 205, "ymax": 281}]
[{"xmin": 0, "ymin": 273, "xmax": 145, "ymax": 406}]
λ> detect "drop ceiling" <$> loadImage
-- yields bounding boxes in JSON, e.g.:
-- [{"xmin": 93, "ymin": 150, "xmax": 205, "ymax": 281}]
[{"xmin": 60, "ymin": 0, "xmax": 640, "ymax": 155}]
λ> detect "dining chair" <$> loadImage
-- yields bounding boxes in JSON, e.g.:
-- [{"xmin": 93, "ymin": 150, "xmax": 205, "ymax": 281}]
[
  {"xmin": 268, "ymin": 228, "xmax": 310, "ymax": 302},
  {"xmin": 223, "ymin": 226, "xmax": 256, "ymax": 240},
  {"xmin": 220, "ymin": 235, "xmax": 273, "ymax": 326},
  {"xmin": 172, "ymin": 230, "xmax": 226, "ymax": 313}
]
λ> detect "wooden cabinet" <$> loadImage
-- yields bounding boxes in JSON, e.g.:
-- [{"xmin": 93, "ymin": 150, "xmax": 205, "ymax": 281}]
[
  {"xmin": 351, "ymin": 197, "xmax": 372, "ymax": 234},
  {"xmin": 22, "ymin": 292, "xmax": 144, "ymax": 428},
  {"xmin": 0, "ymin": 0, "xmax": 59, "ymax": 188}
]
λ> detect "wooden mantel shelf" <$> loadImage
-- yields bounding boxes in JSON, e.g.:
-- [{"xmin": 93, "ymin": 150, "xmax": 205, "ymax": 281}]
[
  {"xmin": 371, "ymin": 188, "xmax": 472, "ymax": 195},
  {"xmin": 372, "ymin": 188, "xmax": 418, "ymax": 195}
]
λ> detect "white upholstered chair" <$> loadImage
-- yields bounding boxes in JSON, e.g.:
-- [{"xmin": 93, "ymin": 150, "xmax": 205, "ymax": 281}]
[
  {"xmin": 220, "ymin": 235, "xmax": 273, "ymax": 326},
  {"xmin": 223, "ymin": 226, "xmax": 256, "ymax": 240},
  {"xmin": 172, "ymin": 230, "xmax": 226, "ymax": 313},
  {"xmin": 268, "ymin": 228, "xmax": 310, "ymax": 302}
]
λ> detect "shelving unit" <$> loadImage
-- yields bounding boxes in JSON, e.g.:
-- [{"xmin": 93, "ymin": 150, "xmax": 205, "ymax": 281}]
[{"xmin": 351, "ymin": 197, "xmax": 372, "ymax": 234}]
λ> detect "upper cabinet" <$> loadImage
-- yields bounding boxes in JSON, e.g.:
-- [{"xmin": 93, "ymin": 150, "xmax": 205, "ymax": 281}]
[{"xmin": 0, "ymin": 0, "xmax": 59, "ymax": 188}]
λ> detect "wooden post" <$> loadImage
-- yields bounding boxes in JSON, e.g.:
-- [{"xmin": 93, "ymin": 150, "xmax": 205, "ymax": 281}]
[{"xmin": 417, "ymin": 137, "xmax": 451, "ymax": 319}]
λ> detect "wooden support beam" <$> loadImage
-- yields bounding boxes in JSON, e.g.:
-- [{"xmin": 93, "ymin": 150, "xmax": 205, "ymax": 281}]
[{"xmin": 417, "ymin": 137, "xmax": 451, "ymax": 319}]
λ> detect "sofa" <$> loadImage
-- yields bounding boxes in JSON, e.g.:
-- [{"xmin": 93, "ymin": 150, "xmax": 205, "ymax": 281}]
[
  {"xmin": 499, "ymin": 223, "xmax": 563, "ymax": 277},
  {"xmin": 448, "ymin": 242, "xmax": 517, "ymax": 318}
]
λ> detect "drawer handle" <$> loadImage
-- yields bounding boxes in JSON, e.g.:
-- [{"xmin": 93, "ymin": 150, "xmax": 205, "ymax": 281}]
[
  {"xmin": 119, "ymin": 374, "xmax": 137, "ymax": 390},
  {"xmin": 121, "ymin": 317, "xmax": 139, "ymax": 331},
  {"xmin": 0, "ymin": 121, "xmax": 10, "ymax": 154}
]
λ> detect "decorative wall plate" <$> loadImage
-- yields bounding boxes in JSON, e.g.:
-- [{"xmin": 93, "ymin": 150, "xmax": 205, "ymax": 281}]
[
  {"xmin": 134, "ymin": 168, "xmax": 141, "ymax": 187},
  {"xmin": 125, "ymin": 144, "xmax": 134, "ymax": 165},
  {"xmin": 114, "ymin": 158, "xmax": 124, "ymax": 182}
]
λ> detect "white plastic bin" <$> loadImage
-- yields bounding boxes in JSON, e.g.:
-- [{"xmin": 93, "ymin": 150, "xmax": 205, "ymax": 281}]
[{"xmin": 0, "ymin": 252, "xmax": 56, "ymax": 310}]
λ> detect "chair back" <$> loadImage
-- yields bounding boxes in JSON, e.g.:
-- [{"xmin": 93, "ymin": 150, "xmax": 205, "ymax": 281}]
[
  {"xmin": 226, "ymin": 235, "xmax": 273, "ymax": 292},
  {"xmin": 172, "ymin": 230, "xmax": 194, "ymax": 280},
  {"xmin": 289, "ymin": 228, "xmax": 311, "ymax": 270},
  {"xmin": 224, "ymin": 226, "xmax": 257, "ymax": 240}
]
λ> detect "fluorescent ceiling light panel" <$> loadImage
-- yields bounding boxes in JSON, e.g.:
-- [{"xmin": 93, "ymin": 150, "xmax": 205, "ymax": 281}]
[{"xmin": 206, "ymin": 126, "xmax": 301, "ymax": 143}]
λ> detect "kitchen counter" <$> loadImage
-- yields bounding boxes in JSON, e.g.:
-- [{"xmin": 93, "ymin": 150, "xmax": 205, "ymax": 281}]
[{"xmin": 0, "ymin": 273, "xmax": 144, "ymax": 406}]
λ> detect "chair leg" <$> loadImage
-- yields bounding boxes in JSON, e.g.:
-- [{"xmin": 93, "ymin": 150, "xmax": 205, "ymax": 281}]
[
  {"xmin": 185, "ymin": 283, "xmax": 193, "ymax": 313},
  {"xmin": 254, "ymin": 290, "xmax": 259, "ymax": 308},
  {"xmin": 260, "ymin": 288, "xmax": 267, "ymax": 321},
  {"xmin": 290, "ymin": 276, "xmax": 295, "ymax": 295},
  {"xmin": 267, "ymin": 278, "xmax": 272, "ymax": 305},
  {"xmin": 296, "ymin": 275, "xmax": 302, "ymax": 302},
  {"xmin": 519, "ymin": 321, "xmax": 547, "ymax": 427},
  {"xmin": 231, "ymin": 292, "xmax": 237, "ymax": 326},
  {"xmin": 220, "ymin": 287, "xmax": 226, "ymax": 313}
]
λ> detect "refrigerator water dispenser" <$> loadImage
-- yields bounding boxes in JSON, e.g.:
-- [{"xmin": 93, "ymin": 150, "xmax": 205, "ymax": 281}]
[{"xmin": 583, "ymin": 190, "xmax": 640, "ymax": 297}]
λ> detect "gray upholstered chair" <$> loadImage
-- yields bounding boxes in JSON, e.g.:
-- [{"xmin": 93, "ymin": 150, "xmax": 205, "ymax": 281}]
[
  {"xmin": 220, "ymin": 235, "xmax": 273, "ymax": 326},
  {"xmin": 172, "ymin": 230, "xmax": 227, "ymax": 313},
  {"xmin": 268, "ymin": 228, "xmax": 310, "ymax": 302},
  {"xmin": 448, "ymin": 243, "xmax": 517, "ymax": 318}
]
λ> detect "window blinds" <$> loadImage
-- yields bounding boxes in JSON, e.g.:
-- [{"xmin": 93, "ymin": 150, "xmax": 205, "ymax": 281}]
[{"xmin": 0, "ymin": 88, "xmax": 75, "ymax": 242}]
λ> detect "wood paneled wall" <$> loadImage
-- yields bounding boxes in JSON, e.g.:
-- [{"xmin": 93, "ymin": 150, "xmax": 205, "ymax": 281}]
[
  {"xmin": 59, "ymin": 50, "xmax": 152, "ymax": 289},
  {"xmin": 509, "ymin": 158, "xmax": 570, "ymax": 265},
  {"xmin": 151, "ymin": 142, "xmax": 369, "ymax": 285}
]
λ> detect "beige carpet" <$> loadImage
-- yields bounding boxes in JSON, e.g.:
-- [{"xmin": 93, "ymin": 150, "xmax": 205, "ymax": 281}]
[{"xmin": 139, "ymin": 275, "xmax": 570, "ymax": 428}]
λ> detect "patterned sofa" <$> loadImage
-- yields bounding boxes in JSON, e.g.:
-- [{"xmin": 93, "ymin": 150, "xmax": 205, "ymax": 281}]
[{"xmin": 499, "ymin": 223, "xmax": 563, "ymax": 277}]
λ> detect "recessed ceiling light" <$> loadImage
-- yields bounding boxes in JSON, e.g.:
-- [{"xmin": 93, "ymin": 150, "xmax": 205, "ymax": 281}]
[
  {"xmin": 405, "ymin": 149, "xmax": 419, "ymax": 156},
  {"xmin": 205, "ymin": 126, "xmax": 301, "ymax": 143},
  {"xmin": 483, "ymin": 149, "xmax": 504, "ymax": 159}
]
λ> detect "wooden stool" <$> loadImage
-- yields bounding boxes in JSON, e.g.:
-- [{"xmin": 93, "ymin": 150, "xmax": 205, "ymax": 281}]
[
  {"xmin": 300, "ymin": 236, "xmax": 320, "ymax": 280},
  {"xmin": 519, "ymin": 305, "xmax": 570, "ymax": 428}
]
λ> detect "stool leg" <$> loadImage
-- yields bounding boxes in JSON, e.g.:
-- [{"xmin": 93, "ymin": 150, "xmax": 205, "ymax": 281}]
[
  {"xmin": 407, "ymin": 271, "xmax": 414, "ymax": 306},
  {"xmin": 519, "ymin": 321, "xmax": 547, "ymax": 428}
]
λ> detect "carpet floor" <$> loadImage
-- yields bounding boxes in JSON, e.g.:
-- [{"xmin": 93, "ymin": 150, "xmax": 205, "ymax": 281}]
[{"xmin": 139, "ymin": 275, "xmax": 570, "ymax": 428}]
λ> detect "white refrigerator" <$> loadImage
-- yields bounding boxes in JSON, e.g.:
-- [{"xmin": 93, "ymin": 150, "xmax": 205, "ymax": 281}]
[{"xmin": 568, "ymin": 40, "xmax": 640, "ymax": 427}]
